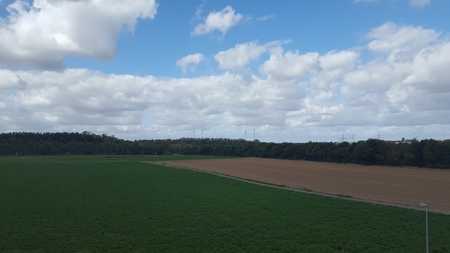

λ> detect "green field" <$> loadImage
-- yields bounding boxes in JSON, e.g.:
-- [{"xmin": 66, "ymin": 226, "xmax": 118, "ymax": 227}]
[{"xmin": 1, "ymin": 156, "xmax": 449, "ymax": 253}]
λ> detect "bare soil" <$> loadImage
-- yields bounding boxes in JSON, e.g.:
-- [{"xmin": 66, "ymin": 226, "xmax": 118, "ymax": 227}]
[{"xmin": 167, "ymin": 158, "xmax": 450, "ymax": 213}]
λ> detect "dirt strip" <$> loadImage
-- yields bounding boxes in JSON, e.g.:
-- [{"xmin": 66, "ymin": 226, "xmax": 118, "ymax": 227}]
[{"xmin": 164, "ymin": 158, "xmax": 450, "ymax": 214}]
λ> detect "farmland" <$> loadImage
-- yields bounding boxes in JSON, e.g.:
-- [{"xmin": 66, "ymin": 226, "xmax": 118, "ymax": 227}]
[
  {"xmin": 168, "ymin": 158, "xmax": 450, "ymax": 213},
  {"xmin": 1, "ymin": 156, "xmax": 450, "ymax": 252}
]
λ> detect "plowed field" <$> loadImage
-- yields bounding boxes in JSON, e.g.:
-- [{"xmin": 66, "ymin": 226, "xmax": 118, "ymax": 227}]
[{"xmin": 168, "ymin": 158, "xmax": 450, "ymax": 213}]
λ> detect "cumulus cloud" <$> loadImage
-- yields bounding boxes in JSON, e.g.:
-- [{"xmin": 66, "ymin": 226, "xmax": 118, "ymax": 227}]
[
  {"xmin": 176, "ymin": 53, "xmax": 204, "ymax": 72},
  {"xmin": 0, "ymin": 0, "xmax": 158, "ymax": 69},
  {"xmin": 367, "ymin": 22, "xmax": 439, "ymax": 59},
  {"xmin": 261, "ymin": 50, "xmax": 320, "ymax": 80},
  {"xmin": 0, "ymin": 68, "xmax": 301, "ymax": 138},
  {"xmin": 214, "ymin": 41, "xmax": 279, "ymax": 70},
  {"xmin": 1, "ymin": 22, "xmax": 450, "ymax": 141},
  {"xmin": 193, "ymin": 6, "xmax": 243, "ymax": 36},
  {"xmin": 320, "ymin": 51, "xmax": 359, "ymax": 70}
]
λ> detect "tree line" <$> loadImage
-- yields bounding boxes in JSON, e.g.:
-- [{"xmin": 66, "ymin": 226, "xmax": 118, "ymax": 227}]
[{"xmin": 1, "ymin": 132, "xmax": 449, "ymax": 168}]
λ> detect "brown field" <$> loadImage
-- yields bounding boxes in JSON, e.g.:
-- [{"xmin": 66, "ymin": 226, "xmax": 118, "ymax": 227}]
[{"xmin": 167, "ymin": 158, "xmax": 450, "ymax": 213}]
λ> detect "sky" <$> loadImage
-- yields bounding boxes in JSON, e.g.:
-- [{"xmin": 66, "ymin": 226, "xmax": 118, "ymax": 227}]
[{"xmin": 0, "ymin": 0, "xmax": 450, "ymax": 142}]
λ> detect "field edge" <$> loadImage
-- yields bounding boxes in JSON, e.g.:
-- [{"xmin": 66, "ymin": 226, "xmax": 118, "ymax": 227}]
[{"xmin": 150, "ymin": 160, "xmax": 450, "ymax": 216}]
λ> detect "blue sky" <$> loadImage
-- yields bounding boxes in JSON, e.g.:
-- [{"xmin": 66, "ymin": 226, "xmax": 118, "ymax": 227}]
[
  {"xmin": 0, "ymin": 0, "xmax": 450, "ymax": 141},
  {"xmin": 63, "ymin": 0, "xmax": 450, "ymax": 77}
]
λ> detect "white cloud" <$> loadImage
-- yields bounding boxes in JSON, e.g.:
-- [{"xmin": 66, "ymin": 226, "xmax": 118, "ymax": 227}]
[
  {"xmin": 0, "ymin": 69, "xmax": 301, "ymax": 138},
  {"xmin": 261, "ymin": 50, "xmax": 320, "ymax": 80},
  {"xmin": 214, "ymin": 41, "xmax": 277, "ymax": 70},
  {"xmin": 367, "ymin": 22, "xmax": 440, "ymax": 61},
  {"xmin": 0, "ymin": 0, "xmax": 158, "ymax": 69},
  {"xmin": 176, "ymin": 53, "xmax": 204, "ymax": 72},
  {"xmin": 409, "ymin": 0, "xmax": 431, "ymax": 8},
  {"xmin": 193, "ymin": 6, "xmax": 243, "ymax": 36},
  {"xmin": 1, "ymin": 22, "xmax": 450, "ymax": 141},
  {"xmin": 320, "ymin": 51, "xmax": 359, "ymax": 70}
]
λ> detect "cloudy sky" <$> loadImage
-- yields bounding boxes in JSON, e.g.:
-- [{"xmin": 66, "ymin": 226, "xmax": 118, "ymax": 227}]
[{"xmin": 0, "ymin": 0, "xmax": 450, "ymax": 142}]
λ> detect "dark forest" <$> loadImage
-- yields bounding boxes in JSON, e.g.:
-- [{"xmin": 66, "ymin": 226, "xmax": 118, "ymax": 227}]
[{"xmin": 1, "ymin": 132, "xmax": 449, "ymax": 168}]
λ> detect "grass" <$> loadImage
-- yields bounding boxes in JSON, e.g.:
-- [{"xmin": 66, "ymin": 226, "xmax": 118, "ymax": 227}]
[{"xmin": 0, "ymin": 155, "xmax": 449, "ymax": 253}]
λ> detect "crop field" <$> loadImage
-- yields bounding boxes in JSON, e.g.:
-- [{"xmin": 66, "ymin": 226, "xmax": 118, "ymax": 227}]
[
  {"xmin": 169, "ymin": 158, "xmax": 450, "ymax": 213},
  {"xmin": 1, "ymin": 156, "xmax": 450, "ymax": 253}
]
